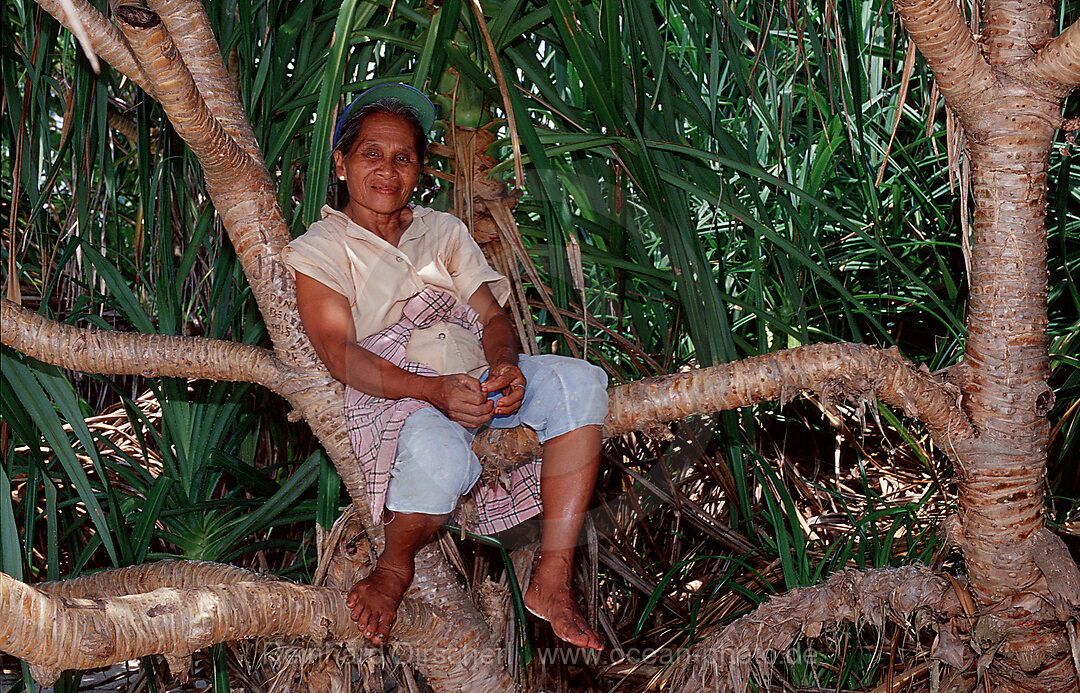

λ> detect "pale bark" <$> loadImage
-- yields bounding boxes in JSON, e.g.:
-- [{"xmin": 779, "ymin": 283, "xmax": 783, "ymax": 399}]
[
  {"xmin": 146, "ymin": 0, "xmax": 265, "ymax": 162},
  {"xmin": 475, "ymin": 342, "xmax": 974, "ymax": 464},
  {"xmin": 1, "ymin": 299, "xmax": 287, "ymax": 392},
  {"xmin": 893, "ymin": 0, "xmax": 997, "ymax": 107},
  {"xmin": 1026, "ymin": 19, "xmax": 1080, "ymax": 90},
  {"xmin": 112, "ymin": 6, "xmax": 255, "ymax": 191},
  {"xmin": 0, "ymin": 562, "xmax": 486, "ymax": 689},
  {"xmin": 110, "ymin": 3, "xmax": 313, "ymax": 367}
]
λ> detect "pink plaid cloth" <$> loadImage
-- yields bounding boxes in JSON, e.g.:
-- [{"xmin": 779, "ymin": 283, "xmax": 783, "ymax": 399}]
[{"xmin": 344, "ymin": 289, "xmax": 542, "ymax": 535}]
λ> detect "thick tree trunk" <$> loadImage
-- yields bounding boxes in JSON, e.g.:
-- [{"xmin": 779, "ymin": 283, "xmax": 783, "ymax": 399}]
[{"xmin": 894, "ymin": 0, "xmax": 1080, "ymax": 689}]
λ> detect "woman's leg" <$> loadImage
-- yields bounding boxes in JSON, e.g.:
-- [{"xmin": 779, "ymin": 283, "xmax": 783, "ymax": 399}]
[
  {"xmin": 498, "ymin": 354, "xmax": 608, "ymax": 650},
  {"xmin": 524, "ymin": 424, "xmax": 605, "ymax": 650},
  {"xmin": 349, "ymin": 407, "xmax": 481, "ymax": 643},
  {"xmin": 347, "ymin": 510, "xmax": 446, "ymax": 644}
]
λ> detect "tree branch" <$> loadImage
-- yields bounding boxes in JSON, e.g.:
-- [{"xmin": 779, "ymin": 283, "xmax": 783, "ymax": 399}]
[
  {"xmin": 895, "ymin": 0, "xmax": 997, "ymax": 108},
  {"xmin": 112, "ymin": 5, "xmax": 255, "ymax": 186},
  {"xmin": 0, "ymin": 299, "xmax": 286, "ymax": 392},
  {"xmin": 474, "ymin": 342, "xmax": 976, "ymax": 464},
  {"xmin": 0, "ymin": 562, "xmax": 515, "ymax": 689},
  {"xmin": 146, "ymin": 0, "xmax": 265, "ymax": 162},
  {"xmin": 35, "ymin": 0, "xmax": 151, "ymax": 93},
  {"xmin": 106, "ymin": 5, "xmax": 316, "ymax": 368},
  {"xmin": 669, "ymin": 565, "xmax": 954, "ymax": 693},
  {"xmin": 1025, "ymin": 19, "xmax": 1080, "ymax": 92}
]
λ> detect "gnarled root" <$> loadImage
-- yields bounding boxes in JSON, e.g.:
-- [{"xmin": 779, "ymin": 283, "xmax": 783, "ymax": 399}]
[{"xmin": 668, "ymin": 565, "xmax": 955, "ymax": 693}]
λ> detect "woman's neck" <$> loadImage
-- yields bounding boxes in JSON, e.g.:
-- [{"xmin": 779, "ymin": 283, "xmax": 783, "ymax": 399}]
[{"xmin": 345, "ymin": 205, "xmax": 414, "ymax": 246}]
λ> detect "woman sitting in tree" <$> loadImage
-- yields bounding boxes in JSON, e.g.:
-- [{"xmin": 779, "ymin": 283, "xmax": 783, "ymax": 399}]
[{"xmin": 283, "ymin": 83, "xmax": 607, "ymax": 650}]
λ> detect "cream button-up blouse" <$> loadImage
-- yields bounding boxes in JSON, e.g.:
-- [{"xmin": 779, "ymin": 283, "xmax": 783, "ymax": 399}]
[{"xmin": 282, "ymin": 205, "xmax": 511, "ymax": 377}]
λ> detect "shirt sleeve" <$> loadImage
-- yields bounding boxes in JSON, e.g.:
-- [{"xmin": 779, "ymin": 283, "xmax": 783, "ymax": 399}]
[
  {"xmin": 281, "ymin": 227, "xmax": 351, "ymax": 300},
  {"xmin": 443, "ymin": 216, "xmax": 511, "ymax": 306}
]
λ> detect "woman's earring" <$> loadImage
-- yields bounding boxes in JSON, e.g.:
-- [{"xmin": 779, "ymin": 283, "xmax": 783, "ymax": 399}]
[{"xmin": 338, "ymin": 176, "xmax": 346, "ymax": 181}]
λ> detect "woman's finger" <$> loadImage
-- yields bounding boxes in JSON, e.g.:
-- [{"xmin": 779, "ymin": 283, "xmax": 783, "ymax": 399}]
[
  {"xmin": 482, "ymin": 371, "xmax": 513, "ymax": 392},
  {"xmin": 494, "ymin": 384, "xmax": 525, "ymax": 414},
  {"xmin": 483, "ymin": 364, "xmax": 525, "ymax": 393}
]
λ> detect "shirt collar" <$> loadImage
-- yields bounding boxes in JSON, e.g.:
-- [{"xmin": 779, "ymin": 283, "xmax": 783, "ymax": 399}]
[{"xmin": 319, "ymin": 204, "xmax": 432, "ymax": 244}]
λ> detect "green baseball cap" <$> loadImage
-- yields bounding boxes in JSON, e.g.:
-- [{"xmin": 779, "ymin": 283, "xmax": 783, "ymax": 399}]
[{"xmin": 332, "ymin": 83, "xmax": 436, "ymax": 150}]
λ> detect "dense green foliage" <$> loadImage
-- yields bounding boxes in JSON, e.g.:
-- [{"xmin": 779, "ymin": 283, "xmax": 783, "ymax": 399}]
[{"xmin": 2, "ymin": 0, "xmax": 1077, "ymax": 690}]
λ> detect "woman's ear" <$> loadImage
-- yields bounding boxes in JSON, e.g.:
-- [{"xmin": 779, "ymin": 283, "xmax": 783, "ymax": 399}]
[{"xmin": 333, "ymin": 150, "xmax": 346, "ymax": 180}]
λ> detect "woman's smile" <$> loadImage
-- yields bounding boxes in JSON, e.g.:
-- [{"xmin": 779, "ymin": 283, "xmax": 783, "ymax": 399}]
[{"xmin": 334, "ymin": 111, "xmax": 422, "ymax": 240}]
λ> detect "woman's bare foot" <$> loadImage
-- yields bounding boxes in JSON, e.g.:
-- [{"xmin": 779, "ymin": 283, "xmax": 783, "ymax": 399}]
[
  {"xmin": 524, "ymin": 557, "xmax": 604, "ymax": 650},
  {"xmin": 346, "ymin": 561, "xmax": 413, "ymax": 644},
  {"xmin": 347, "ymin": 511, "xmax": 446, "ymax": 644}
]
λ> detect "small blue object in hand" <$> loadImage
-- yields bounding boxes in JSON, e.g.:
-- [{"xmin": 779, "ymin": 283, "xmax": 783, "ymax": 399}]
[{"xmin": 479, "ymin": 370, "xmax": 502, "ymax": 403}]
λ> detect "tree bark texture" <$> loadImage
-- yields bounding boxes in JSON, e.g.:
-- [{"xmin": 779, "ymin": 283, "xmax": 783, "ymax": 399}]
[
  {"xmin": 896, "ymin": 0, "xmax": 1080, "ymax": 689},
  {"xmin": 0, "ymin": 561, "xmax": 516, "ymax": 690},
  {"xmin": 669, "ymin": 566, "xmax": 955, "ymax": 693}
]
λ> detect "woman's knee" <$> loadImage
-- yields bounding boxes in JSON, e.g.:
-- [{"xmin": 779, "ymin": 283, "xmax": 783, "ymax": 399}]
[
  {"xmin": 388, "ymin": 408, "xmax": 481, "ymax": 513},
  {"xmin": 516, "ymin": 355, "xmax": 609, "ymax": 441},
  {"xmin": 524, "ymin": 354, "xmax": 608, "ymax": 393}
]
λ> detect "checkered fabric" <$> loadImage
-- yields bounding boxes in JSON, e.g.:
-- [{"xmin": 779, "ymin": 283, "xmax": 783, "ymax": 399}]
[{"xmin": 343, "ymin": 288, "xmax": 542, "ymax": 535}]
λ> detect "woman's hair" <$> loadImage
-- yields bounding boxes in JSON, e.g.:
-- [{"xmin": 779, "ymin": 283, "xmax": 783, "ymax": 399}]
[{"xmin": 329, "ymin": 99, "xmax": 428, "ymax": 210}]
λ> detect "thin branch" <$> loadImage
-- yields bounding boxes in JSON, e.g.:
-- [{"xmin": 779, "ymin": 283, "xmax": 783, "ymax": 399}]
[
  {"xmin": 474, "ymin": 342, "xmax": 975, "ymax": 464},
  {"xmin": 1, "ymin": 299, "xmax": 286, "ymax": 392},
  {"xmin": 35, "ymin": 0, "xmax": 151, "ymax": 93},
  {"xmin": 895, "ymin": 0, "xmax": 997, "ymax": 109},
  {"xmin": 1026, "ymin": 20, "xmax": 1080, "ymax": 92},
  {"xmin": 668, "ymin": 566, "xmax": 954, "ymax": 693},
  {"xmin": 146, "ymin": 0, "xmax": 265, "ymax": 161}
]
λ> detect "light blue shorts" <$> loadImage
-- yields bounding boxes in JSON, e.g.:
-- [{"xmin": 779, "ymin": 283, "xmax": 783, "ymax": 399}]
[{"xmin": 383, "ymin": 354, "xmax": 608, "ymax": 515}]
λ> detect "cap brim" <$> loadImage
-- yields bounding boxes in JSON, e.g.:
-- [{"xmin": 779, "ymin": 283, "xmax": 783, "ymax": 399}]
[{"xmin": 333, "ymin": 83, "xmax": 436, "ymax": 149}]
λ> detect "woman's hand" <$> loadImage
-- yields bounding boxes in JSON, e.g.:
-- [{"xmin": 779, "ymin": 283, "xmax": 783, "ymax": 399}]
[
  {"xmin": 482, "ymin": 361, "xmax": 526, "ymax": 416},
  {"xmin": 424, "ymin": 374, "xmax": 495, "ymax": 427}
]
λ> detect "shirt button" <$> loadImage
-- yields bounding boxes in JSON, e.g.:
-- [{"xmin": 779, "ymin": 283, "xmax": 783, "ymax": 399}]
[
  {"xmin": 437, "ymin": 332, "xmax": 446, "ymax": 340},
  {"xmin": 395, "ymin": 256, "xmax": 404, "ymax": 263}
]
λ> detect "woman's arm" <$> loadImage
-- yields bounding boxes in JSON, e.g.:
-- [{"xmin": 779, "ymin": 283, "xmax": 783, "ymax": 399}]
[
  {"xmin": 295, "ymin": 272, "xmax": 494, "ymax": 426},
  {"xmin": 468, "ymin": 283, "xmax": 526, "ymax": 416}
]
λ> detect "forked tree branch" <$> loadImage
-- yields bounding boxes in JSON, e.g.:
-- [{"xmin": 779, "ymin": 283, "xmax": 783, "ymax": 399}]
[
  {"xmin": 0, "ymin": 562, "xmax": 517, "ymax": 690},
  {"xmin": 474, "ymin": 342, "xmax": 975, "ymax": 463},
  {"xmin": 105, "ymin": 4, "xmax": 316, "ymax": 367},
  {"xmin": 35, "ymin": 0, "xmax": 150, "ymax": 93},
  {"xmin": 0, "ymin": 299, "xmax": 286, "ymax": 392},
  {"xmin": 895, "ymin": 0, "xmax": 997, "ymax": 108},
  {"xmin": 146, "ymin": 0, "xmax": 265, "ymax": 162},
  {"xmin": 112, "ymin": 5, "xmax": 254, "ymax": 186},
  {"xmin": 1026, "ymin": 20, "xmax": 1080, "ymax": 92},
  {"xmin": 4, "ymin": 300, "xmax": 973, "ymax": 499},
  {"xmin": 669, "ymin": 565, "xmax": 954, "ymax": 693}
]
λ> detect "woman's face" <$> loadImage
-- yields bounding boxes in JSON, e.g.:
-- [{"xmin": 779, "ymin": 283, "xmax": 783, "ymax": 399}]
[{"xmin": 334, "ymin": 112, "xmax": 421, "ymax": 228}]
